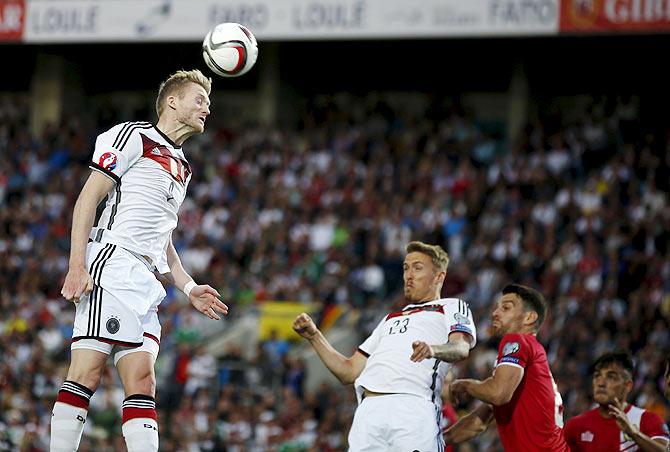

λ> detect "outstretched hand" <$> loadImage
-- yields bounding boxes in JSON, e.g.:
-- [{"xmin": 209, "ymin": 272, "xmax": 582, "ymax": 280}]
[{"xmin": 189, "ymin": 284, "xmax": 228, "ymax": 320}]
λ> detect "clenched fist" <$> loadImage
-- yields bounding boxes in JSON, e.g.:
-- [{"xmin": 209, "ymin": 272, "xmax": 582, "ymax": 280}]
[
  {"xmin": 293, "ymin": 313, "xmax": 318, "ymax": 339},
  {"xmin": 410, "ymin": 340, "xmax": 435, "ymax": 362}
]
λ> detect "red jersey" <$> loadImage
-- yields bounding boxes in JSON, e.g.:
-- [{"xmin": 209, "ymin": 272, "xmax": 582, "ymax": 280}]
[
  {"xmin": 441, "ymin": 402, "xmax": 458, "ymax": 452},
  {"xmin": 564, "ymin": 405, "xmax": 670, "ymax": 451},
  {"xmin": 492, "ymin": 333, "xmax": 569, "ymax": 452}
]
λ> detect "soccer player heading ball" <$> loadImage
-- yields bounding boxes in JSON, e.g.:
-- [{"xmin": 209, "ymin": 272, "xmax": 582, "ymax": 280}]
[{"xmin": 52, "ymin": 69, "xmax": 228, "ymax": 451}]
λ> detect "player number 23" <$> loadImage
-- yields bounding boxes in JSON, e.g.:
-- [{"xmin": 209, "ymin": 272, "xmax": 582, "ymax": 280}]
[{"xmin": 388, "ymin": 318, "xmax": 409, "ymax": 335}]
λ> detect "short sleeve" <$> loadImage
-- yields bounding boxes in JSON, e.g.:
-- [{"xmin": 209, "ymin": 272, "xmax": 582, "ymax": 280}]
[
  {"xmin": 358, "ymin": 317, "xmax": 385, "ymax": 357},
  {"xmin": 90, "ymin": 122, "xmax": 147, "ymax": 183},
  {"xmin": 443, "ymin": 299, "xmax": 477, "ymax": 348},
  {"xmin": 496, "ymin": 333, "xmax": 529, "ymax": 370},
  {"xmin": 640, "ymin": 410, "xmax": 670, "ymax": 443}
]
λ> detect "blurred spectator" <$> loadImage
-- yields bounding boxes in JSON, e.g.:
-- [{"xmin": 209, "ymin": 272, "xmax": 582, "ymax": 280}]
[{"xmin": 0, "ymin": 91, "xmax": 668, "ymax": 449}]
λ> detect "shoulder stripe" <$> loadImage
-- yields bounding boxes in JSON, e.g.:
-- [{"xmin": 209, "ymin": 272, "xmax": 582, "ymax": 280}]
[
  {"xmin": 112, "ymin": 121, "xmax": 134, "ymax": 148},
  {"xmin": 112, "ymin": 121, "xmax": 150, "ymax": 149},
  {"xmin": 117, "ymin": 123, "xmax": 153, "ymax": 152}
]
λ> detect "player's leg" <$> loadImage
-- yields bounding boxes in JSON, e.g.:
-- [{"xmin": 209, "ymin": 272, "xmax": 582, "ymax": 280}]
[
  {"xmin": 50, "ymin": 346, "xmax": 109, "ymax": 452},
  {"xmin": 116, "ymin": 337, "xmax": 160, "ymax": 452},
  {"xmin": 347, "ymin": 396, "xmax": 390, "ymax": 451}
]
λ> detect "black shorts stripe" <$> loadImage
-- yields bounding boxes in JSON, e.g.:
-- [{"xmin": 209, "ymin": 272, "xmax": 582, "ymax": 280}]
[
  {"xmin": 96, "ymin": 245, "xmax": 116, "ymax": 336},
  {"xmin": 87, "ymin": 244, "xmax": 113, "ymax": 336},
  {"xmin": 87, "ymin": 245, "xmax": 115, "ymax": 336}
]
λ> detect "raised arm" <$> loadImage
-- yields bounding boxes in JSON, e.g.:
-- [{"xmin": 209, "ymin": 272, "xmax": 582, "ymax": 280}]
[
  {"xmin": 293, "ymin": 313, "xmax": 367, "ymax": 385},
  {"xmin": 61, "ymin": 171, "xmax": 114, "ymax": 302}
]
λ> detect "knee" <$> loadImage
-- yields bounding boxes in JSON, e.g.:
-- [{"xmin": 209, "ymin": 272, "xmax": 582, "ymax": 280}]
[
  {"xmin": 66, "ymin": 366, "xmax": 103, "ymax": 393},
  {"xmin": 125, "ymin": 372, "xmax": 156, "ymax": 397}
]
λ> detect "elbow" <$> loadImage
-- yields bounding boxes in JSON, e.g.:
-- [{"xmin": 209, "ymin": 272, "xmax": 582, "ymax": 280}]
[
  {"xmin": 337, "ymin": 361, "xmax": 357, "ymax": 385},
  {"xmin": 339, "ymin": 375, "xmax": 355, "ymax": 385}
]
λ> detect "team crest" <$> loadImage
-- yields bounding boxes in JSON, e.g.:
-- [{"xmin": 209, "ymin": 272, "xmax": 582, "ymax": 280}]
[
  {"xmin": 502, "ymin": 342, "xmax": 519, "ymax": 356},
  {"xmin": 99, "ymin": 152, "xmax": 118, "ymax": 171},
  {"xmin": 580, "ymin": 431, "xmax": 594, "ymax": 442},
  {"xmin": 106, "ymin": 316, "xmax": 120, "ymax": 334}
]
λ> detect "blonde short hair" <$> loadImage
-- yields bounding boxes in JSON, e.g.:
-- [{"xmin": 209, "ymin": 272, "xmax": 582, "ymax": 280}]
[
  {"xmin": 406, "ymin": 241, "xmax": 449, "ymax": 273},
  {"xmin": 155, "ymin": 69, "xmax": 212, "ymax": 118}
]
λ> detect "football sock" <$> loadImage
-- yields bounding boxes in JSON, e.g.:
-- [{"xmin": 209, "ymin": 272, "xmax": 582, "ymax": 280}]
[
  {"xmin": 50, "ymin": 380, "xmax": 93, "ymax": 451},
  {"xmin": 122, "ymin": 394, "xmax": 159, "ymax": 452}
]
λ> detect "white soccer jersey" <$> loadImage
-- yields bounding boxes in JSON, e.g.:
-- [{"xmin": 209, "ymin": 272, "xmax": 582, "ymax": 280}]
[
  {"xmin": 355, "ymin": 298, "xmax": 476, "ymax": 408},
  {"xmin": 89, "ymin": 121, "xmax": 192, "ymax": 273}
]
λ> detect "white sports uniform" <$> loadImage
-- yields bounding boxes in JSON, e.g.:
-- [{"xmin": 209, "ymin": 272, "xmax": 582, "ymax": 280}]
[
  {"xmin": 71, "ymin": 121, "xmax": 192, "ymax": 364},
  {"xmin": 350, "ymin": 298, "xmax": 476, "ymax": 452}
]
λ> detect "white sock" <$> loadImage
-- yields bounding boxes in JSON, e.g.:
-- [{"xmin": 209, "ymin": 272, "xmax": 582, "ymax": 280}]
[
  {"xmin": 122, "ymin": 417, "xmax": 159, "ymax": 451},
  {"xmin": 50, "ymin": 381, "xmax": 93, "ymax": 452},
  {"xmin": 50, "ymin": 402, "xmax": 88, "ymax": 452}
]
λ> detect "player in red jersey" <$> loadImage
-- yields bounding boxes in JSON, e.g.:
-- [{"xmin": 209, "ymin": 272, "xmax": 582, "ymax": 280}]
[
  {"xmin": 564, "ymin": 351, "xmax": 669, "ymax": 451},
  {"xmin": 444, "ymin": 284, "xmax": 569, "ymax": 451}
]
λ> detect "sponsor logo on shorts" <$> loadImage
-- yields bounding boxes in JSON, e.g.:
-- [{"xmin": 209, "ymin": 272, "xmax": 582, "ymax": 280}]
[
  {"xmin": 502, "ymin": 342, "xmax": 520, "ymax": 356},
  {"xmin": 106, "ymin": 316, "xmax": 120, "ymax": 334}
]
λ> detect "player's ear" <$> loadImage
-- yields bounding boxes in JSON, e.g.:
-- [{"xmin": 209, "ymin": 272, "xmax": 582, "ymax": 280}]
[
  {"xmin": 624, "ymin": 378, "xmax": 633, "ymax": 393},
  {"xmin": 524, "ymin": 310, "xmax": 538, "ymax": 327},
  {"xmin": 435, "ymin": 271, "xmax": 446, "ymax": 286},
  {"xmin": 167, "ymin": 95, "xmax": 177, "ymax": 111}
]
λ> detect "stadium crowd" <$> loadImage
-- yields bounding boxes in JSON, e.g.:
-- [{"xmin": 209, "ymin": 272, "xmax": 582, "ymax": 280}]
[{"xmin": 0, "ymin": 91, "xmax": 668, "ymax": 450}]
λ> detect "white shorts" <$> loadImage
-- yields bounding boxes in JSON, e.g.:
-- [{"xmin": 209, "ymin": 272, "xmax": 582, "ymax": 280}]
[
  {"xmin": 71, "ymin": 242, "xmax": 165, "ymax": 358},
  {"xmin": 348, "ymin": 393, "xmax": 445, "ymax": 452}
]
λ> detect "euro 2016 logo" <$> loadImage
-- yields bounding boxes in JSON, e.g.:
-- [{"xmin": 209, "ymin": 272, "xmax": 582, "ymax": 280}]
[{"xmin": 99, "ymin": 152, "xmax": 118, "ymax": 171}]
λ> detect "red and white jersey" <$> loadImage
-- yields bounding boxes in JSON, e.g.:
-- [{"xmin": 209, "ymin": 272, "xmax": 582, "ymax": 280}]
[
  {"xmin": 493, "ymin": 333, "xmax": 569, "ymax": 452},
  {"xmin": 355, "ymin": 298, "xmax": 476, "ymax": 408},
  {"xmin": 564, "ymin": 405, "xmax": 670, "ymax": 451},
  {"xmin": 89, "ymin": 122, "xmax": 192, "ymax": 273}
]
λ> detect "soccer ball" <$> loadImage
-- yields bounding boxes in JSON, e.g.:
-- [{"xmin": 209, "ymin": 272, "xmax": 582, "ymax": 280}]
[{"xmin": 202, "ymin": 23, "xmax": 258, "ymax": 78}]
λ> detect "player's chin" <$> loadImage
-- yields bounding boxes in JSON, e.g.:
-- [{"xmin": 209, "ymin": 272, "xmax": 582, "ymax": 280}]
[
  {"xmin": 593, "ymin": 394, "xmax": 610, "ymax": 405},
  {"xmin": 190, "ymin": 120, "xmax": 205, "ymax": 133}
]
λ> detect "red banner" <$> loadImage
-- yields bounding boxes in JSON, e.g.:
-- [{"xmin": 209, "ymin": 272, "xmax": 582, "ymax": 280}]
[
  {"xmin": 0, "ymin": 0, "xmax": 24, "ymax": 41},
  {"xmin": 560, "ymin": 0, "xmax": 670, "ymax": 32}
]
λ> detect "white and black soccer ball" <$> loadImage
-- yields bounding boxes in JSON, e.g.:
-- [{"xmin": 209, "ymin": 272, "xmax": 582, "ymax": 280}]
[{"xmin": 202, "ymin": 23, "xmax": 258, "ymax": 78}]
